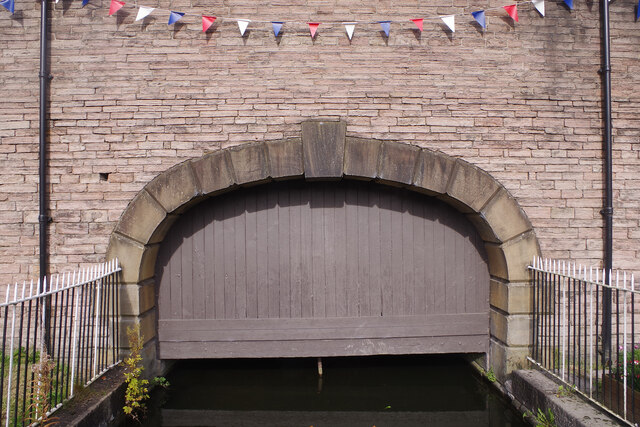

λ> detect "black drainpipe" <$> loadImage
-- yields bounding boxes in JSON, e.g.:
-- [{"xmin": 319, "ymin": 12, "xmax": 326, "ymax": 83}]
[
  {"xmin": 599, "ymin": 0, "xmax": 613, "ymax": 358},
  {"xmin": 39, "ymin": 0, "xmax": 52, "ymax": 352}
]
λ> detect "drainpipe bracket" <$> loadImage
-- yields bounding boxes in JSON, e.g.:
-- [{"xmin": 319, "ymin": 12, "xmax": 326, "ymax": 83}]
[
  {"xmin": 39, "ymin": 214, "xmax": 52, "ymax": 223},
  {"xmin": 598, "ymin": 66, "xmax": 611, "ymax": 75},
  {"xmin": 38, "ymin": 72, "xmax": 53, "ymax": 80},
  {"xmin": 600, "ymin": 207, "xmax": 613, "ymax": 217}
]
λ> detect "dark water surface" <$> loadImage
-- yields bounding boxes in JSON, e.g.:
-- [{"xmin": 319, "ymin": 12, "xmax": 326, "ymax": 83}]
[{"xmin": 131, "ymin": 355, "xmax": 527, "ymax": 427}]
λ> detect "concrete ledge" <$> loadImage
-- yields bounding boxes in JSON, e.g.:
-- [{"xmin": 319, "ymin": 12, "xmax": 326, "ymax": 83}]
[{"xmin": 510, "ymin": 369, "xmax": 621, "ymax": 427}]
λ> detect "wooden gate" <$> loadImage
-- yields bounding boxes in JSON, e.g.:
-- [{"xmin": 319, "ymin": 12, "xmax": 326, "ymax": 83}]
[{"xmin": 155, "ymin": 180, "xmax": 490, "ymax": 358}]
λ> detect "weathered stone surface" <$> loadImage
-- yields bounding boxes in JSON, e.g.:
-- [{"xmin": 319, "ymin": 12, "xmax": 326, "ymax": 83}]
[
  {"xmin": 191, "ymin": 150, "xmax": 235, "ymax": 196},
  {"xmin": 119, "ymin": 310, "xmax": 156, "ymax": 347},
  {"xmin": 485, "ymin": 242, "xmax": 509, "ymax": 281},
  {"xmin": 482, "ymin": 188, "xmax": 532, "ymax": 243},
  {"xmin": 114, "ymin": 190, "xmax": 167, "ymax": 245},
  {"xmin": 302, "ymin": 119, "xmax": 346, "ymax": 179},
  {"xmin": 266, "ymin": 138, "xmax": 304, "ymax": 179},
  {"xmin": 378, "ymin": 141, "xmax": 420, "ymax": 185},
  {"xmin": 490, "ymin": 338, "xmax": 530, "ymax": 380},
  {"xmin": 145, "ymin": 161, "xmax": 201, "ymax": 214},
  {"xmin": 501, "ymin": 231, "xmax": 541, "ymax": 282},
  {"xmin": 490, "ymin": 309, "xmax": 532, "ymax": 346},
  {"xmin": 119, "ymin": 279, "xmax": 156, "ymax": 316},
  {"xmin": 490, "ymin": 279, "xmax": 532, "ymax": 315},
  {"xmin": 412, "ymin": 149, "xmax": 456, "ymax": 195},
  {"xmin": 446, "ymin": 161, "xmax": 500, "ymax": 213},
  {"xmin": 466, "ymin": 212, "xmax": 500, "ymax": 244},
  {"xmin": 343, "ymin": 137, "xmax": 381, "ymax": 179},
  {"xmin": 228, "ymin": 142, "xmax": 270, "ymax": 185},
  {"xmin": 106, "ymin": 233, "xmax": 158, "ymax": 284}
]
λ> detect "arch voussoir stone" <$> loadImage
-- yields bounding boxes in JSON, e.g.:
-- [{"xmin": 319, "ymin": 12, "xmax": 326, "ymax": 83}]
[{"xmin": 108, "ymin": 119, "xmax": 541, "ymax": 381}]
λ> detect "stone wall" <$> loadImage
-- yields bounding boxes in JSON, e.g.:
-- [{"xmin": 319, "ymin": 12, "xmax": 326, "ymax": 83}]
[{"xmin": 1, "ymin": 0, "xmax": 639, "ymax": 284}]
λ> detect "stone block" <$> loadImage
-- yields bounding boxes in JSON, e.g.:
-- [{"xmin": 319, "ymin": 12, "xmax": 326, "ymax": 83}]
[
  {"xmin": 228, "ymin": 142, "xmax": 270, "ymax": 185},
  {"xmin": 485, "ymin": 242, "xmax": 509, "ymax": 281},
  {"xmin": 490, "ymin": 280, "xmax": 532, "ymax": 315},
  {"xmin": 446, "ymin": 160, "xmax": 500, "ymax": 213},
  {"xmin": 114, "ymin": 190, "xmax": 167, "ymax": 245},
  {"xmin": 378, "ymin": 141, "xmax": 420, "ymax": 185},
  {"xmin": 412, "ymin": 149, "xmax": 456, "ymax": 195},
  {"xmin": 490, "ymin": 309, "xmax": 532, "ymax": 346},
  {"xmin": 502, "ymin": 231, "xmax": 541, "ymax": 282},
  {"xmin": 466, "ymin": 212, "xmax": 500, "ymax": 244},
  {"xmin": 481, "ymin": 188, "xmax": 532, "ymax": 243},
  {"xmin": 106, "ymin": 233, "xmax": 158, "ymax": 284},
  {"xmin": 490, "ymin": 338, "xmax": 530, "ymax": 380},
  {"xmin": 343, "ymin": 137, "xmax": 381, "ymax": 180},
  {"xmin": 119, "ymin": 279, "xmax": 156, "ymax": 316},
  {"xmin": 145, "ymin": 161, "xmax": 201, "ymax": 214},
  {"xmin": 191, "ymin": 150, "xmax": 235, "ymax": 196},
  {"xmin": 302, "ymin": 119, "xmax": 346, "ymax": 179},
  {"xmin": 266, "ymin": 138, "xmax": 304, "ymax": 179}
]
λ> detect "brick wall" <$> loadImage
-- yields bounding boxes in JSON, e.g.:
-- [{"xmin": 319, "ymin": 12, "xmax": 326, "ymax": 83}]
[{"xmin": 1, "ymin": 0, "xmax": 639, "ymax": 285}]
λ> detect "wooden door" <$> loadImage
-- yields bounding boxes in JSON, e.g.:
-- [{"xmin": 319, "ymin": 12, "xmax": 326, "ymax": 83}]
[{"xmin": 155, "ymin": 180, "xmax": 490, "ymax": 358}]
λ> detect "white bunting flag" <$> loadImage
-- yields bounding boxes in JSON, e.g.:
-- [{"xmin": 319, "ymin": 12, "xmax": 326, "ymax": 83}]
[
  {"xmin": 237, "ymin": 19, "xmax": 251, "ymax": 36},
  {"xmin": 441, "ymin": 15, "xmax": 455, "ymax": 32},
  {"xmin": 532, "ymin": 0, "xmax": 545, "ymax": 16},
  {"xmin": 344, "ymin": 22, "xmax": 356, "ymax": 40},
  {"xmin": 135, "ymin": 6, "xmax": 155, "ymax": 21}
]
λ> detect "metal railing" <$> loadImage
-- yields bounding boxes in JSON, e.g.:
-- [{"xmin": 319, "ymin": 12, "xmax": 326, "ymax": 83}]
[
  {"xmin": 529, "ymin": 256, "xmax": 639, "ymax": 426},
  {"xmin": 0, "ymin": 260, "xmax": 121, "ymax": 427}
]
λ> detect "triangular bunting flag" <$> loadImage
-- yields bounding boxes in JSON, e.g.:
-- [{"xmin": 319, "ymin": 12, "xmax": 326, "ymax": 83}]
[
  {"xmin": 471, "ymin": 10, "xmax": 486, "ymax": 29},
  {"xmin": 344, "ymin": 22, "xmax": 356, "ymax": 40},
  {"xmin": 109, "ymin": 0, "xmax": 125, "ymax": 16},
  {"xmin": 202, "ymin": 15, "xmax": 216, "ymax": 32},
  {"xmin": 411, "ymin": 18, "xmax": 423, "ymax": 32},
  {"xmin": 308, "ymin": 22, "xmax": 320, "ymax": 38},
  {"xmin": 532, "ymin": 0, "xmax": 545, "ymax": 16},
  {"xmin": 503, "ymin": 4, "xmax": 518, "ymax": 22},
  {"xmin": 237, "ymin": 19, "xmax": 250, "ymax": 36},
  {"xmin": 637, "ymin": 0, "xmax": 640, "ymax": 21},
  {"xmin": 82, "ymin": 0, "xmax": 89, "ymax": 7},
  {"xmin": 168, "ymin": 11, "xmax": 184, "ymax": 25},
  {"xmin": 441, "ymin": 15, "xmax": 455, "ymax": 32},
  {"xmin": 564, "ymin": 0, "xmax": 574, "ymax": 9},
  {"xmin": 272, "ymin": 21, "xmax": 283, "ymax": 37},
  {"xmin": 0, "ymin": 0, "xmax": 14, "ymax": 14},
  {"xmin": 378, "ymin": 21, "xmax": 391, "ymax": 37},
  {"xmin": 135, "ymin": 6, "xmax": 154, "ymax": 21}
]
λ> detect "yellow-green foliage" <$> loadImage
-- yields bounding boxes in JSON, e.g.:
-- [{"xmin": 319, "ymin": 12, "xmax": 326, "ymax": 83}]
[
  {"xmin": 123, "ymin": 325, "xmax": 149, "ymax": 422},
  {"xmin": 25, "ymin": 352, "xmax": 58, "ymax": 426}
]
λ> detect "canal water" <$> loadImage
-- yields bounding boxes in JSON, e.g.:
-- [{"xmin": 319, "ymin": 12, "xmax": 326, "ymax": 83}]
[{"xmin": 129, "ymin": 355, "xmax": 527, "ymax": 427}]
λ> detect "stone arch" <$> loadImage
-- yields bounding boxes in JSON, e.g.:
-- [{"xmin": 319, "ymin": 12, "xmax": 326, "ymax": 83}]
[{"xmin": 107, "ymin": 119, "xmax": 540, "ymax": 379}]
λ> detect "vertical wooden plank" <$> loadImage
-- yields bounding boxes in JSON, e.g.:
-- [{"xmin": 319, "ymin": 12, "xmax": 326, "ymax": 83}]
[
  {"xmin": 157, "ymin": 232, "xmax": 172, "ymax": 319},
  {"xmin": 432, "ymin": 207, "xmax": 446, "ymax": 315},
  {"xmin": 181, "ymin": 215, "xmax": 194, "ymax": 319},
  {"xmin": 278, "ymin": 188, "xmax": 291, "ymax": 318},
  {"xmin": 368, "ymin": 186, "xmax": 382, "ymax": 317},
  {"xmin": 443, "ymin": 217, "xmax": 457, "ymax": 314},
  {"xmin": 391, "ymin": 191, "xmax": 404, "ymax": 315},
  {"xmin": 267, "ymin": 188, "xmax": 280, "ymax": 318},
  {"xmin": 402, "ymin": 195, "xmax": 415, "ymax": 315},
  {"xmin": 323, "ymin": 186, "xmax": 337, "ymax": 318},
  {"xmin": 235, "ymin": 197, "xmax": 247, "ymax": 319},
  {"xmin": 169, "ymin": 223, "xmax": 183, "ymax": 319},
  {"xmin": 311, "ymin": 186, "xmax": 326, "ymax": 318},
  {"xmin": 245, "ymin": 191, "xmax": 258, "ymax": 319},
  {"xmin": 423, "ymin": 203, "xmax": 435, "ymax": 314},
  {"xmin": 256, "ymin": 188, "xmax": 269, "ymax": 318},
  {"xmin": 379, "ymin": 188, "xmax": 392, "ymax": 317},
  {"xmin": 192, "ymin": 207, "xmax": 206, "ymax": 319},
  {"xmin": 334, "ymin": 186, "xmax": 348, "ymax": 318},
  {"xmin": 204, "ymin": 205, "xmax": 215, "ymax": 319},
  {"xmin": 357, "ymin": 184, "xmax": 370, "ymax": 317},
  {"xmin": 213, "ymin": 200, "xmax": 226, "ymax": 319},
  {"xmin": 454, "ymin": 227, "xmax": 466, "ymax": 314},
  {"xmin": 223, "ymin": 197, "xmax": 237, "ymax": 319},
  {"xmin": 345, "ymin": 185, "xmax": 359, "ymax": 317},
  {"xmin": 289, "ymin": 186, "xmax": 302, "ymax": 318},
  {"xmin": 412, "ymin": 197, "xmax": 426, "ymax": 315},
  {"xmin": 300, "ymin": 186, "xmax": 313, "ymax": 318}
]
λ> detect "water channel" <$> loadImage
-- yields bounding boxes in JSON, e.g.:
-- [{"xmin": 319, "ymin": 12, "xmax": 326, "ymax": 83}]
[{"xmin": 126, "ymin": 354, "xmax": 527, "ymax": 427}]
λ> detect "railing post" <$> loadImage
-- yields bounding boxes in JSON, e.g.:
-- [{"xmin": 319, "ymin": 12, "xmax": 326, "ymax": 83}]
[
  {"xmin": 70, "ymin": 269, "xmax": 80, "ymax": 397},
  {"xmin": 5, "ymin": 285, "xmax": 15, "ymax": 427},
  {"xmin": 622, "ymin": 272, "xmax": 628, "ymax": 420},
  {"xmin": 561, "ymin": 262, "xmax": 566, "ymax": 381}
]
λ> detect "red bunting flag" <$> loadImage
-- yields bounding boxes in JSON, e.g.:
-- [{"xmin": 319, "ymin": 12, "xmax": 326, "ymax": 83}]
[
  {"xmin": 202, "ymin": 15, "xmax": 216, "ymax": 32},
  {"xmin": 503, "ymin": 4, "xmax": 518, "ymax": 22},
  {"xmin": 108, "ymin": 0, "xmax": 125, "ymax": 16},
  {"xmin": 308, "ymin": 22, "xmax": 320, "ymax": 38},
  {"xmin": 411, "ymin": 18, "xmax": 423, "ymax": 32}
]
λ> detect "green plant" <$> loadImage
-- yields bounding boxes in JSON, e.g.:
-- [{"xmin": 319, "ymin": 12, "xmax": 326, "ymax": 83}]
[
  {"xmin": 152, "ymin": 376, "xmax": 170, "ymax": 389},
  {"xmin": 123, "ymin": 325, "xmax": 149, "ymax": 422},
  {"xmin": 612, "ymin": 344, "xmax": 640, "ymax": 392},
  {"xmin": 556, "ymin": 385, "xmax": 575, "ymax": 397},
  {"xmin": 486, "ymin": 368, "xmax": 497, "ymax": 383},
  {"xmin": 524, "ymin": 408, "xmax": 556, "ymax": 427},
  {"xmin": 24, "ymin": 352, "xmax": 58, "ymax": 426}
]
